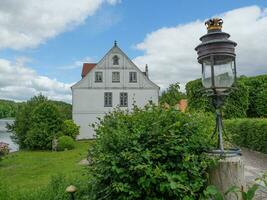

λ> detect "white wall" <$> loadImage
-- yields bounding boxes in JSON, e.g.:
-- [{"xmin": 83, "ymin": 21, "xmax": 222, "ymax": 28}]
[
  {"xmin": 73, "ymin": 88, "xmax": 159, "ymax": 139},
  {"xmin": 72, "ymin": 45, "xmax": 160, "ymax": 139}
]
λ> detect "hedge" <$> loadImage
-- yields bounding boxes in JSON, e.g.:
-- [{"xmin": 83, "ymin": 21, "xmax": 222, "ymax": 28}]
[
  {"xmin": 240, "ymin": 74, "xmax": 267, "ymax": 117},
  {"xmin": 224, "ymin": 118, "xmax": 267, "ymax": 153},
  {"xmin": 186, "ymin": 79, "xmax": 249, "ymax": 119}
]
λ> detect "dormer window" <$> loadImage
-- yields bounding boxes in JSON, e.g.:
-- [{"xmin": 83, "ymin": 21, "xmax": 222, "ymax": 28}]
[{"xmin": 112, "ymin": 55, "xmax": 119, "ymax": 65}]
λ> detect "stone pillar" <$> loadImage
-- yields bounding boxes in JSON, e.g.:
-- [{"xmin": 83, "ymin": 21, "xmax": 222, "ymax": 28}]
[{"xmin": 209, "ymin": 156, "xmax": 245, "ymax": 200}]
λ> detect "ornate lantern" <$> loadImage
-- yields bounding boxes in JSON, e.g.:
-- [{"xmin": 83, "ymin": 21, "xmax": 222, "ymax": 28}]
[{"xmin": 195, "ymin": 18, "xmax": 239, "ymax": 155}]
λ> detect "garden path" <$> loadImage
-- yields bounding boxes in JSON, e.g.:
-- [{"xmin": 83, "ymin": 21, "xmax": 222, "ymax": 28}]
[{"xmin": 242, "ymin": 148, "xmax": 267, "ymax": 199}]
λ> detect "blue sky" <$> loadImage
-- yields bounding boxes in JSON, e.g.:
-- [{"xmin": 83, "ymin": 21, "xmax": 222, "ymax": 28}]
[{"xmin": 0, "ymin": 0, "xmax": 267, "ymax": 102}]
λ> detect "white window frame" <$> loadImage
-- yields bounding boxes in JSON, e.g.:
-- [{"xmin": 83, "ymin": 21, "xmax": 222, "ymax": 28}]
[
  {"xmin": 95, "ymin": 72, "xmax": 103, "ymax": 82},
  {"xmin": 120, "ymin": 92, "xmax": 128, "ymax": 107},
  {"xmin": 129, "ymin": 72, "xmax": 137, "ymax": 83},
  {"xmin": 104, "ymin": 92, "xmax": 112, "ymax": 107},
  {"xmin": 112, "ymin": 72, "xmax": 120, "ymax": 83}
]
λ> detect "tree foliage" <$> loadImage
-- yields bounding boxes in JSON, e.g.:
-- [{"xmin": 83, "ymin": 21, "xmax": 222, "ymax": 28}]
[
  {"xmin": 185, "ymin": 79, "xmax": 249, "ymax": 119},
  {"xmin": 8, "ymin": 95, "xmax": 76, "ymax": 150},
  {"xmin": 50, "ymin": 100, "xmax": 72, "ymax": 120},
  {"xmin": 88, "ymin": 105, "xmax": 216, "ymax": 200},
  {"xmin": 0, "ymin": 99, "xmax": 19, "ymax": 119},
  {"xmin": 10, "ymin": 95, "xmax": 48, "ymax": 149},
  {"xmin": 24, "ymin": 102, "xmax": 63, "ymax": 150},
  {"xmin": 160, "ymin": 82, "xmax": 186, "ymax": 106}
]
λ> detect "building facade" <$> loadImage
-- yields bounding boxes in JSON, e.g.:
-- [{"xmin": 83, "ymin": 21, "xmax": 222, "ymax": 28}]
[{"xmin": 71, "ymin": 43, "xmax": 160, "ymax": 139}]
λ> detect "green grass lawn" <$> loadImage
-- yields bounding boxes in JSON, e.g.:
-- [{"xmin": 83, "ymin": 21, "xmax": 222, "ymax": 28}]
[{"xmin": 0, "ymin": 140, "xmax": 91, "ymax": 192}]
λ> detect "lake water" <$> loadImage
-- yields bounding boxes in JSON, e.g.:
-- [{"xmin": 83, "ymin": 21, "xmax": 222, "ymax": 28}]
[{"xmin": 0, "ymin": 119, "xmax": 19, "ymax": 152}]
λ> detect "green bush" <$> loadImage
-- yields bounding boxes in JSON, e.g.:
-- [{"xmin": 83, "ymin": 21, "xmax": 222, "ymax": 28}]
[
  {"xmin": 225, "ymin": 118, "xmax": 267, "ymax": 153},
  {"xmin": 57, "ymin": 136, "xmax": 75, "ymax": 151},
  {"xmin": 186, "ymin": 79, "xmax": 249, "ymax": 119},
  {"xmin": 62, "ymin": 120, "xmax": 80, "ymax": 139},
  {"xmin": 88, "ymin": 105, "xmax": 216, "ymax": 200},
  {"xmin": 24, "ymin": 102, "xmax": 63, "ymax": 150}
]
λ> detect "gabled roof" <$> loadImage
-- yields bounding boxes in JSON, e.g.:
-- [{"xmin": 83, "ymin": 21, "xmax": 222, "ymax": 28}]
[
  {"xmin": 81, "ymin": 63, "xmax": 97, "ymax": 78},
  {"xmin": 72, "ymin": 43, "xmax": 160, "ymax": 90}
]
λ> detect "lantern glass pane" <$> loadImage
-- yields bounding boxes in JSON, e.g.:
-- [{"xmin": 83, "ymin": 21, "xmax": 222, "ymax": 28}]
[
  {"xmin": 202, "ymin": 59, "xmax": 212, "ymax": 88},
  {"xmin": 213, "ymin": 55, "xmax": 235, "ymax": 91}
]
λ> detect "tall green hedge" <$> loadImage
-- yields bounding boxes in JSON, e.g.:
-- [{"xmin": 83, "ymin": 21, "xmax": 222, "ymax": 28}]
[
  {"xmin": 185, "ymin": 79, "xmax": 249, "ymax": 119},
  {"xmin": 185, "ymin": 79, "xmax": 212, "ymax": 113},
  {"xmin": 240, "ymin": 74, "xmax": 267, "ymax": 117},
  {"xmin": 224, "ymin": 118, "xmax": 267, "ymax": 153}
]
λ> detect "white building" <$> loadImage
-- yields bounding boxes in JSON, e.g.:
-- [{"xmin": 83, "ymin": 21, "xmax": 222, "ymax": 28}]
[{"xmin": 71, "ymin": 42, "xmax": 160, "ymax": 139}]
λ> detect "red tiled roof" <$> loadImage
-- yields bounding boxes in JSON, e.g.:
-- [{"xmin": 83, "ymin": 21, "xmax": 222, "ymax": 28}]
[{"xmin": 81, "ymin": 63, "xmax": 97, "ymax": 78}]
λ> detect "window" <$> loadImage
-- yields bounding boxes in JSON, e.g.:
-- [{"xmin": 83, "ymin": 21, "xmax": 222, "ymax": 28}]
[
  {"xmin": 112, "ymin": 55, "xmax": 119, "ymax": 65},
  {"xmin": 129, "ymin": 72, "xmax": 137, "ymax": 83},
  {"xmin": 104, "ymin": 92, "xmax": 112, "ymax": 107},
  {"xmin": 95, "ymin": 72, "xmax": 103, "ymax": 82},
  {"xmin": 112, "ymin": 72, "xmax": 120, "ymax": 82},
  {"xmin": 120, "ymin": 92, "xmax": 128, "ymax": 107}
]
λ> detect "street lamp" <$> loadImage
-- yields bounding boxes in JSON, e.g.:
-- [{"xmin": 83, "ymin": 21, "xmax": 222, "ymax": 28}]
[{"xmin": 195, "ymin": 18, "xmax": 239, "ymax": 155}]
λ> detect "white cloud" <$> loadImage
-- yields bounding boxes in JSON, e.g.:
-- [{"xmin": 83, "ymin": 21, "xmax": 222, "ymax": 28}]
[
  {"xmin": 59, "ymin": 56, "xmax": 95, "ymax": 70},
  {"xmin": 0, "ymin": 0, "xmax": 120, "ymax": 50},
  {"xmin": 133, "ymin": 6, "xmax": 267, "ymax": 91},
  {"xmin": 0, "ymin": 58, "xmax": 73, "ymax": 102}
]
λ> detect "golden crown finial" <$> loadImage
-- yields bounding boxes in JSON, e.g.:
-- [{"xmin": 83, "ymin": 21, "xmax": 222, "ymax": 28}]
[{"xmin": 205, "ymin": 18, "xmax": 223, "ymax": 31}]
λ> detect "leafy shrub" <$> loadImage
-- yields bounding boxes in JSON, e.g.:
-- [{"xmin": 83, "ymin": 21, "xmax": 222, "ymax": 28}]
[
  {"xmin": 24, "ymin": 102, "xmax": 63, "ymax": 150},
  {"xmin": 186, "ymin": 79, "xmax": 249, "ymax": 119},
  {"xmin": 62, "ymin": 120, "xmax": 79, "ymax": 139},
  {"xmin": 0, "ymin": 142, "xmax": 9, "ymax": 160},
  {"xmin": 57, "ymin": 136, "xmax": 75, "ymax": 151},
  {"xmin": 225, "ymin": 118, "xmax": 267, "ymax": 153},
  {"xmin": 88, "ymin": 105, "xmax": 216, "ymax": 200}
]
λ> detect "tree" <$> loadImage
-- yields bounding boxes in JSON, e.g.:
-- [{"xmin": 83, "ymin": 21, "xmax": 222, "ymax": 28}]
[
  {"xmin": 9, "ymin": 95, "xmax": 48, "ymax": 149},
  {"xmin": 0, "ymin": 99, "xmax": 18, "ymax": 119},
  {"xmin": 160, "ymin": 82, "xmax": 186, "ymax": 106},
  {"xmin": 24, "ymin": 102, "xmax": 63, "ymax": 150},
  {"xmin": 50, "ymin": 100, "xmax": 72, "ymax": 120},
  {"xmin": 8, "ymin": 94, "xmax": 71, "ymax": 150}
]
